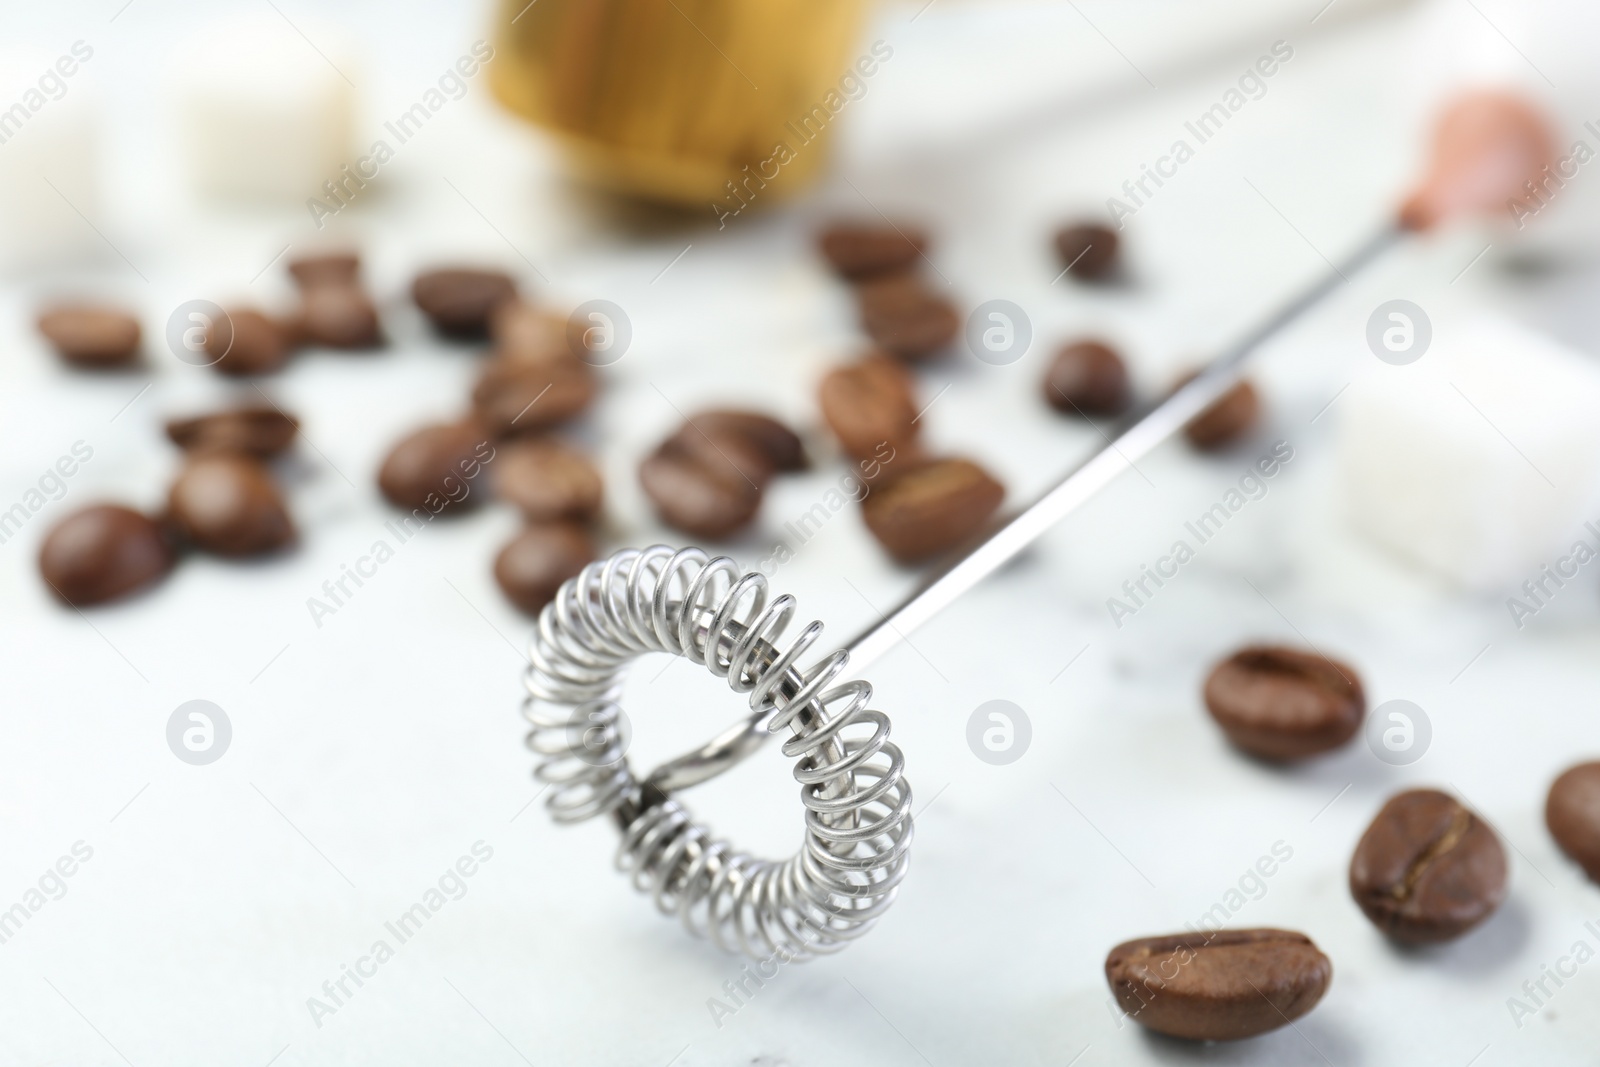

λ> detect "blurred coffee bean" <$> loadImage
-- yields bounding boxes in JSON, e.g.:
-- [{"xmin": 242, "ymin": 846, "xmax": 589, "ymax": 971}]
[
  {"xmin": 861, "ymin": 457, "xmax": 1003, "ymax": 563},
  {"xmin": 1546, "ymin": 762, "xmax": 1600, "ymax": 883},
  {"xmin": 378, "ymin": 421, "xmax": 495, "ymax": 513},
  {"xmin": 412, "ymin": 268, "xmax": 517, "ymax": 339},
  {"xmin": 493, "ymin": 438, "xmax": 603, "ymax": 522},
  {"xmin": 818, "ymin": 222, "xmax": 927, "ymax": 280},
  {"xmin": 494, "ymin": 522, "xmax": 596, "ymax": 615},
  {"xmin": 166, "ymin": 406, "xmax": 299, "ymax": 459},
  {"xmin": 1180, "ymin": 374, "xmax": 1260, "ymax": 451},
  {"xmin": 472, "ymin": 354, "xmax": 596, "ymax": 437},
  {"xmin": 639, "ymin": 446, "xmax": 762, "ymax": 541},
  {"xmin": 287, "ymin": 252, "xmax": 361, "ymax": 289},
  {"xmin": 1350, "ymin": 789, "xmax": 1507, "ymax": 943},
  {"xmin": 39, "ymin": 504, "xmax": 175, "ymax": 606},
  {"xmin": 1105, "ymin": 929, "xmax": 1331, "ymax": 1041},
  {"xmin": 1203, "ymin": 645, "xmax": 1364, "ymax": 761},
  {"xmin": 1054, "ymin": 222, "xmax": 1119, "ymax": 280},
  {"xmin": 819, "ymin": 354, "xmax": 920, "ymax": 461},
  {"xmin": 490, "ymin": 302, "xmax": 568, "ymax": 362},
  {"xmin": 681, "ymin": 410, "xmax": 806, "ymax": 473},
  {"xmin": 856, "ymin": 273, "xmax": 959, "ymax": 361},
  {"xmin": 36, "ymin": 305, "xmax": 141, "ymax": 369},
  {"xmin": 167, "ymin": 455, "xmax": 295, "ymax": 557},
  {"xmin": 208, "ymin": 309, "xmax": 295, "ymax": 376},
  {"xmin": 663, "ymin": 422, "xmax": 776, "ymax": 488},
  {"xmin": 1043, "ymin": 340, "xmax": 1131, "ymax": 417},
  {"xmin": 297, "ymin": 284, "xmax": 381, "ymax": 349}
]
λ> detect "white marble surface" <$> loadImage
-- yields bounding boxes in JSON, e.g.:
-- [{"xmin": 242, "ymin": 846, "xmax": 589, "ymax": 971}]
[{"xmin": 3, "ymin": 2, "xmax": 1600, "ymax": 1065}]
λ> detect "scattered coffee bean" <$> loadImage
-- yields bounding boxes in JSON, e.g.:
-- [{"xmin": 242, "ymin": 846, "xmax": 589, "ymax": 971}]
[
  {"xmin": 296, "ymin": 284, "xmax": 382, "ymax": 349},
  {"xmin": 861, "ymin": 456, "xmax": 1003, "ymax": 563},
  {"xmin": 1105, "ymin": 929, "xmax": 1331, "ymax": 1041},
  {"xmin": 1350, "ymin": 788, "xmax": 1507, "ymax": 943},
  {"xmin": 1546, "ymin": 762, "xmax": 1600, "ymax": 884},
  {"xmin": 1054, "ymin": 222, "xmax": 1119, "ymax": 280},
  {"xmin": 377, "ymin": 421, "xmax": 494, "ymax": 513},
  {"xmin": 855, "ymin": 273, "xmax": 960, "ymax": 361},
  {"xmin": 819, "ymin": 354, "xmax": 921, "ymax": 461},
  {"xmin": 287, "ymin": 253, "xmax": 361, "ymax": 289},
  {"xmin": 1203, "ymin": 645, "xmax": 1364, "ymax": 761},
  {"xmin": 1043, "ymin": 340, "xmax": 1131, "ymax": 417},
  {"xmin": 638, "ymin": 445, "xmax": 762, "ymax": 541},
  {"xmin": 493, "ymin": 438, "xmax": 603, "ymax": 522},
  {"xmin": 167, "ymin": 454, "xmax": 295, "ymax": 557},
  {"xmin": 662, "ymin": 422, "xmax": 777, "ymax": 488},
  {"xmin": 208, "ymin": 309, "xmax": 295, "ymax": 376},
  {"xmin": 412, "ymin": 268, "xmax": 517, "ymax": 339},
  {"xmin": 166, "ymin": 406, "xmax": 299, "ymax": 459},
  {"xmin": 818, "ymin": 222, "xmax": 927, "ymax": 280},
  {"xmin": 491, "ymin": 302, "xmax": 569, "ymax": 362},
  {"xmin": 39, "ymin": 504, "xmax": 175, "ymax": 606},
  {"xmin": 680, "ymin": 410, "xmax": 806, "ymax": 473},
  {"xmin": 494, "ymin": 522, "xmax": 596, "ymax": 614},
  {"xmin": 472, "ymin": 353, "xmax": 596, "ymax": 437},
  {"xmin": 37, "ymin": 305, "xmax": 142, "ymax": 369},
  {"xmin": 1180, "ymin": 373, "xmax": 1260, "ymax": 451}
]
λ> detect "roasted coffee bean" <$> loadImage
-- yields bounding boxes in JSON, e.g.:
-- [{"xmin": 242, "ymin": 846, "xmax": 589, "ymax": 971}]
[
  {"xmin": 1054, "ymin": 222, "xmax": 1119, "ymax": 280},
  {"xmin": 861, "ymin": 457, "xmax": 1003, "ymax": 563},
  {"xmin": 39, "ymin": 505, "xmax": 175, "ymax": 606},
  {"xmin": 297, "ymin": 284, "xmax": 382, "ymax": 349},
  {"xmin": 1546, "ymin": 762, "xmax": 1600, "ymax": 883},
  {"xmin": 288, "ymin": 252, "xmax": 361, "ymax": 289},
  {"xmin": 819, "ymin": 354, "xmax": 921, "ymax": 461},
  {"xmin": 1180, "ymin": 374, "xmax": 1260, "ymax": 451},
  {"xmin": 1105, "ymin": 929, "xmax": 1332, "ymax": 1041},
  {"xmin": 680, "ymin": 410, "xmax": 805, "ymax": 472},
  {"xmin": 855, "ymin": 273, "xmax": 959, "ymax": 361},
  {"xmin": 37, "ymin": 305, "xmax": 141, "ymax": 369},
  {"xmin": 166, "ymin": 406, "xmax": 299, "ymax": 459},
  {"xmin": 208, "ymin": 309, "xmax": 295, "ymax": 376},
  {"xmin": 491, "ymin": 302, "xmax": 568, "ymax": 362},
  {"xmin": 662, "ymin": 422, "xmax": 777, "ymax": 488},
  {"xmin": 1043, "ymin": 340, "xmax": 1131, "ymax": 417},
  {"xmin": 1203, "ymin": 645, "xmax": 1364, "ymax": 761},
  {"xmin": 412, "ymin": 268, "xmax": 517, "ymax": 339},
  {"xmin": 167, "ymin": 454, "xmax": 295, "ymax": 557},
  {"xmin": 493, "ymin": 438, "xmax": 603, "ymax": 522},
  {"xmin": 472, "ymin": 355, "xmax": 596, "ymax": 437},
  {"xmin": 494, "ymin": 522, "xmax": 597, "ymax": 615},
  {"xmin": 377, "ymin": 421, "xmax": 495, "ymax": 513},
  {"xmin": 639, "ymin": 446, "xmax": 762, "ymax": 541},
  {"xmin": 818, "ymin": 222, "xmax": 927, "ymax": 280},
  {"xmin": 1350, "ymin": 789, "xmax": 1508, "ymax": 943}
]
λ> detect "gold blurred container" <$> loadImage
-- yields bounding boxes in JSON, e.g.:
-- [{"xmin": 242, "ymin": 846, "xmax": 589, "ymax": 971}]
[{"xmin": 490, "ymin": 0, "xmax": 867, "ymax": 208}]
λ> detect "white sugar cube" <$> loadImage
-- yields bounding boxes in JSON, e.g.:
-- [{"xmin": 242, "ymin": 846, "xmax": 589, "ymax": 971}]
[
  {"xmin": 0, "ymin": 48, "xmax": 102, "ymax": 271},
  {"xmin": 175, "ymin": 17, "xmax": 356, "ymax": 202},
  {"xmin": 1339, "ymin": 315, "xmax": 1600, "ymax": 590}
]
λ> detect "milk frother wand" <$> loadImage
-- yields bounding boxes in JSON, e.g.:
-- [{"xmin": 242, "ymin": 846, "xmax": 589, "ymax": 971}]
[{"xmin": 518, "ymin": 92, "xmax": 1553, "ymax": 961}]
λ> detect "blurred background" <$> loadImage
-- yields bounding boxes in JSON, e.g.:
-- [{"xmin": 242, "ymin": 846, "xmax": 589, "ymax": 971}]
[{"xmin": 4, "ymin": 0, "xmax": 1600, "ymax": 1063}]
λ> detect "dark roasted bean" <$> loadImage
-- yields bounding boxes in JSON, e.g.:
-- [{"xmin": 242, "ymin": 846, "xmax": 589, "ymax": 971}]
[
  {"xmin": 819, "ymin": 354, "xmax": 920, "ymax": 461},
  {"xmin": 39, "ymin": 505, "xmax": 175, "ymax": 605},
  {"xmin": 1203, "ymin": 645, "xmax": 1364, "ymax": 761},
  {"xmin": 1548, "ymin": 762, "xmax": 1600, "ymax": 884},
  {"xmin": 1042, "ymin": 340, "xmax": 1132, "ymax": 417},
  {"xmin": 818, "ymin": 222, "xmax": 927, "ymax": 280},
  {"xmin": 855, "ymin": 273, "xmax": 959, "ymax": 361},
  {"xmin": 377, "ymin": 421, "xmax": 495, "ymax": 514},
  {"xmin": 37, "ymin": 305, "xmax": 141, "ymax": 369},
  {"xmin": 492, "ymin": 438, "xmax": 603, "ymax": 522},
  {"xmin": 166, "ymin": 406, "xmax": 299, "ymax": 459},
  {"xmin": 412, "ymin": 268, "xmax": 517, "ymax": 339},
  {"xmin": 494, "ymin": 522, "xmax": 597, "ymax": 615},
  {"xmin": 167, "ymin": 455, "xmax": 295, "ymax": 557},
  {"xmin": 1054, "ymin": 222, "xmax": 1119, "ymax": 280},
  {"xmin": 860, "ymin": 456, "xmax": 1003, "ymax": 563}
]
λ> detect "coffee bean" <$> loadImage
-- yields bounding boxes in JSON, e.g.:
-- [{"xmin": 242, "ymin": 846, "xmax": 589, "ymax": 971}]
[
  {"xmin": 1043, "ymin": 340, "xmax": 1131, "ymax": 417},
  {"xmin": 493, "ymin": 438, "xmax": 603, "ymax": 522},
  {"xmin": 491, "ymin": 302, "xmax": 568, "ymax": 362},
  {"xmin": 639, "ymin": 446, "xmax": 762, "ymax": 541},
  {"xmin": 1546, "ymin": 762, "xmax": 1600, "ymax": 884},
  {"xmin": 494, "ymin": 522, "xmax": 596, "ymax": 614},
  {"xmin": 296, "ymin": 285, "xmax": 382, "ymax": 349},
  {"xmin": 39, "ymin": 505, "xmax": 175, "ymax": 606},
  {"xmin": 1350, "ymin": 789, "xmax": 1507, "ymax": 943},
  {"xmin": 861, "ymin": 457, "xmax": 1003, "ymax": 563},
  {"xmin": 1105, "ymin": 929, "xmax": 1331, "ymax": 1041},
  {"xmin": 1180, "ymin": 374, "xmax": 1260, "ymax": 451},
  {"xmin": 818, "ymin": 222, "xmax": 927, "ymax": 280},
  {"xmin": 378, "ymin": 421, "xmax": 494, "ymax": 513},
  {"xmin": 37, "ymin": 305, "xmax": 141, "ymax": 369},
  {"xmin": 662, "ymin": 422, "xmax": 777, "ymax": 488},
  {"xmin": 1203, "ymin": 645, "xmax": 1364, "ymax": 761},
  {"xmin": 166, "ymin": 406, "xmax": 299, "ymax": 459},
  {"xmin": 681, "ymin": 410, "xmax": 806, "ymax": 472},
  {"xmin": 208, "ymin": 309, "xmax": 295, "ymax": 376},
  {"xmin": 855, "ymin": 274, "xmax": 959, "ymax": 361},
  {"xmin": 167, "ymin": 454, "xmax": 295, "ymax": 557},
  {"xmin": 412, "ymin": 268, "xmax": 517, "ymax": 339},
  {"xmin": 472, "ymin": 354, "xmax": 596, "ymax": 437},
  {"xmin": 1054, "ymin": 222, "xmax": 1119, "ymax": 280},
  {"xmin": 819, "ymin": 354, "xmax": 921, "ymax": 461},
  {"xmin": 288, "ymin": 252, "xmax": 361, "ymax": 289}
]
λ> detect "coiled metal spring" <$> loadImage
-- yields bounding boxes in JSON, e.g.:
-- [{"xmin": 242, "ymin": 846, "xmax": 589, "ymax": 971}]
[{"xmin": 521, "ymin": 545, "xmax": 913, "ymax": 960}]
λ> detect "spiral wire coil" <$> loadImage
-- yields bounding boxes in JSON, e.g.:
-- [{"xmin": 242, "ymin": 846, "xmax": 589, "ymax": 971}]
[{"xmin": 521, "ymin": 545, "xmax": 913, "ymax": 960}]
